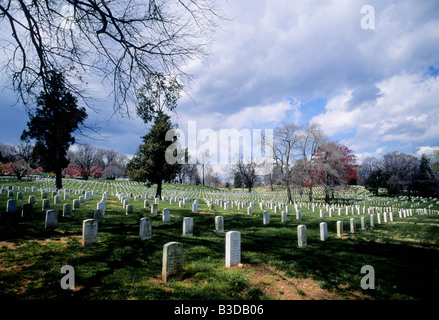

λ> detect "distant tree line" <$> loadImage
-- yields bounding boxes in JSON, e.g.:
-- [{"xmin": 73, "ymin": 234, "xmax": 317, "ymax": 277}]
[
  {"xmin": 1, "ymin": 140, "xmax": 129, "ymax": 182},
  {"xmin": 359, "ymin": 152, "xmax": 439, "ymax": 199}
]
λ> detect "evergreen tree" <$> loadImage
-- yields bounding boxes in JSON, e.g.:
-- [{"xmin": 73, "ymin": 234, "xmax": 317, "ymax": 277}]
[
  {"xmin": 126, "ymin": 112, "xmax": 182, "ymax": 198},
  {"xmin": 414, "ymin": 154, "xmax": 437, "ymax": 197},
  {"xmin": 21, "ymin": 71, "xmax": 87, "ymax": 189},
  {"xmin": 364, "ymin": 169, "xmax": 385, "ymax": 196}
]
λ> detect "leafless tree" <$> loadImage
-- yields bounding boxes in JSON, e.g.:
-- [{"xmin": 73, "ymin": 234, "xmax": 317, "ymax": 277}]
[
  {"xmin": 0, "ymin": 0, "xmax": 222, "ymax": 114},
  {"xmin": 271, "ymin": 122, "xmax": 303, "ymax": 203},
  {"xmin": 204, "ymin": 166, "xmax": 221, "ymax": 188},
  {"xmin": 229, "ymin": 158, "xmax": 258, "ymax": 192},
  {"xmin": 70, "ymin": 143, "xmax": 100, "ymax": 180},
  {"xmin": 383, "ymin": 152, "xmax": 419, "ymax": 199},
  {"xmin": 358, "ymin": 156, "xmax": 383, "ymax": 185},
  {"xmin": 296, "ymin": 122, "xmax": 326, "ymax": 201},
  {"xmin": 0, "ymin": 142, "xmax": 15, "ymax": 163}
]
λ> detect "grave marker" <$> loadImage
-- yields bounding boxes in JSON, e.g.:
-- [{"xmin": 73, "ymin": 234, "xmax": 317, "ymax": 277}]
[
  {"xmin": 320, "ymin": 222, "xmax": 328, "ymax": 241},
  {"xmin": 361, "ymin": 217, "xmax": 366, "ymax": 230},
  {"xmin": 21, "ymin": 203, "xmax": 32, "ymax": 219},
  {"xmin": 297, "ymin": 225, "xmax": 307, "ymax": 247},
  {"xmin": 350, "ymin": 218, "xmax": 356, "ymax": 234},
  {"xmin": 337, "ymin": 221, "xmax": 343, "ymax": 237},
  {"xmin": 281, "ymin": 211, "xmax": 287, "ymax": 223},
  {"xmin": 45, "ymin": 210, "xmax": 58, "ymax": 229},
  {"xmin": 183, "ymin": 217, "xmax": 193, "ymax": 236},
  {"xmin": 82, "ymin": 219, "xmax": 98, "ymax": 246},
  {"xmin": 73, "ymin": 199, "xmax": 80, "ymax": 210},
  {"xmin": 263, "ymin": 211, "xmax": 270, "ymax": 225},
  {"xmin": 162, "ymin": 208, "xmax": 171, "ymax": 223},
  {"xmin": 225, "ymin": 231, "xmax": 241, "ymax": 267},
  {"xmin": 28, "ymin": 195, "xmax": 36, "ymax": 205},
  {"xmin": 6, "ymin": 199, "xmax": 16, "ymax": 213},
  {"xmin": 162, "ymin": 242, "xmax": 183, "ymax": 282},
  {"xmin": 42, "ymin": 199, "xmax": 50, "ymax": 211},
  {"xmin": 215, "ymin": 216, "xmax": 224, "ymax": 233},
  {"xmin": 139, "ymin": 217, "xmax": 152, "ymax": 240},
  {"xmin": 93, "ymin": 209, "xmax": 103, "ymax": 224},
  {"xmin": 63, "ymin": 203, "xmax": 72, "ymax": 217}
]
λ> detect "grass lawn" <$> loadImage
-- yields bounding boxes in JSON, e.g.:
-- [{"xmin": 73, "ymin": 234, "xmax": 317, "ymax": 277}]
[{"xmin": 1, "ymin": 181, "xmax": 438, "ymax": 300}]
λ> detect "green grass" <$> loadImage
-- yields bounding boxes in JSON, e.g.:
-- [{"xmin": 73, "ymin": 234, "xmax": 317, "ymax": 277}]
[{"xmin": 1, "ymin": 180, "xmax": 439, "ymax": 300}]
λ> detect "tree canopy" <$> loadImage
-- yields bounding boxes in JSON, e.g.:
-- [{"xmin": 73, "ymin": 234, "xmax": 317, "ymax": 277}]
[
  {"xmin": 21, "ymin": 71, "xmax": 87, "ymax": 189},
  {"xmin": 0, "ymin": 0, "xmax": 221, "ymax": 113}
]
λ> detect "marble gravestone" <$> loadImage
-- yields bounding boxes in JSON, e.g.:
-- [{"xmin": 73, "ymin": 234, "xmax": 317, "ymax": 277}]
[
  {"xmin": 162, "ymin": 242, "xmax": 183, "ymax": 282},
  {"xmin": 45, "ymin": 210, "xmax": 58, "ymax": 229},
  {"xmin": 139, "ymin": 217, "xmax": 152, "ymax": 240},
  {"xmin": 82, "ymin": 219, "xmax": 98, "ymax": 246},
  {"xmin": 225, "ymin": 231, "xmax": 241, "ymax": 267}
]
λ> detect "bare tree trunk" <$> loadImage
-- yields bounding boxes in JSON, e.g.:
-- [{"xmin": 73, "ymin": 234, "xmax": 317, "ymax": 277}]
[
  {"xmin": 156, "ymin": 180, "xmax": 162, "ymax": 199},
  {"xmin": 55, "ymin": 146, "xmax": 63, "ymax": 189}
]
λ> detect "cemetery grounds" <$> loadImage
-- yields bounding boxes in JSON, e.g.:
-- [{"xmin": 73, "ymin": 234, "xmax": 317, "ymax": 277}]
[{"xmin": 1, "ymin": 178, "xmax": 438, "ymax": 300}]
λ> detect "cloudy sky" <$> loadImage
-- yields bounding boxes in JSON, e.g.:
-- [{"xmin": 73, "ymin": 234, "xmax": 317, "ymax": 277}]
[{"xmin": 1, "ymin": 0, "xmax": 439, "ymax": 166}]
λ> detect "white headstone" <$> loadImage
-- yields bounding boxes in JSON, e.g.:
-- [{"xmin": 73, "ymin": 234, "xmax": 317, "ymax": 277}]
[
  {"xmin": 183, "ymin": 217, "xmax": 193, "ymax": 236},
  {"xmin": 93, "ymin": 209, "xmax": 103, "ymax": 224},
  {"xmin": 361, "ymin": 216, "xmax": 366, "ymax": 230},
  {"xmin": 97, "ymin": 202, "xmax": 106, "ymax": 215},
  {"xmin": 350, "ymin": 218, "xmax": 356, "ymax": 234},
  {"xmin": 6, "ymin": 199, "xmax": 16, "ymax": 213},
  {"xmin": 225, "ymin": 231, "xmax": 241, "ymax": 267},
  {"xmin": 320, "ymin": 222, "xmax": 328, "ymax": 241},
  {"xmin": 297, "ymin": 225, "xmax": 307, "ymax": 247},
  {"xmin": 54, "ymin": 195, "xmax": 61, "ymax": 204},
  {"xmin": 73, "ymin": 199, "xmax": 80, "ymax": 210},
  {"xmin": 139, "ymin": 217, "xmax": 152, "ymax": 240},
  {"xmin": 63, "ymin": 203, "xmax": 72, "ymax": 217},
  {"xmin": 162, "ymin": 208, "xmax": 171, "ymax": 223},
  {"xmin": 28, "ymin": 195, "xmax": 36, "ymax": 205},
  {"xmin": 126, "ymin": 204, "xmax": 133, "ymax": 215},
  {"xmin": 337, "ymin": 221, "xmax": 343, "ymax": 237},
  {"xmin": 45, "ymin": 210, "xmax": 58, "ymax": 229},
  {"xmin": 162, "ymin": 242, "xmax": 183, "ymax": 282},
  {"xmin": 215, "ymin": 216, "xmax": 224, "ymax": 233},
  {"xmin": 263, "ymin": 211, "xmax": 270, "ymax": 225},
  {"xmin": 281, "ymin": 211, "xmax": 287, "ymax": 223},
  {"xmin": 82, "ymin": 219, "xmax": 98, "ymax": 246},
  {"xmin": 42, "ymin": 199, "xmax": 50, "ymax": 211}
]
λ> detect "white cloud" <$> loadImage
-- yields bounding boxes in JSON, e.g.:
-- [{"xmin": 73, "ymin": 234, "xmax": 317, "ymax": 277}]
[
  {"xmin": 416, "ymin": 146, "xmax": 439, "ymax": 158},
  {"xmin": 311, "ymin": 72, "xmax": 439, "ymax": 156}
]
